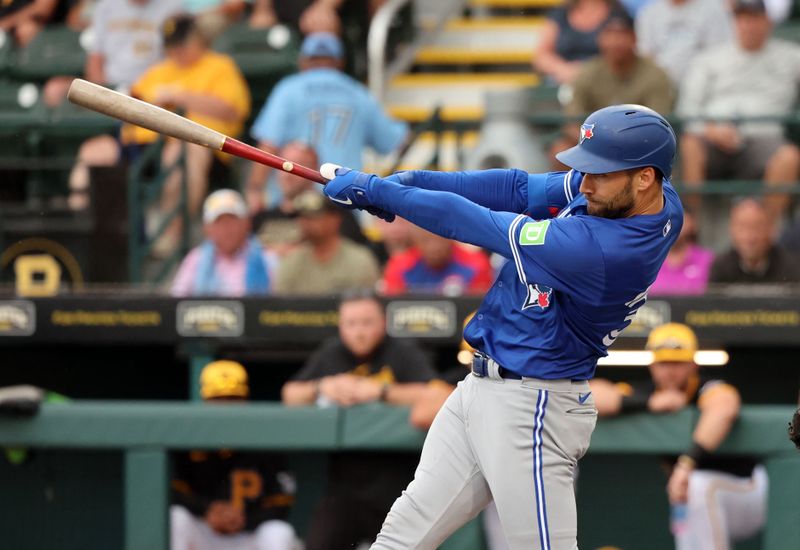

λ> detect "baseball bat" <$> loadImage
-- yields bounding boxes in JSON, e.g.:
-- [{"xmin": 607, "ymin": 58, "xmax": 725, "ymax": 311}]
[{"xmin": 66, "ymin": 78, "xmax": 328, "ymax": 185}]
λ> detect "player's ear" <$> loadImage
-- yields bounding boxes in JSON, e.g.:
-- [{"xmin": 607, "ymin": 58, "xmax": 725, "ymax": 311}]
[{"xmin": 636, "ymin": 167, "xmax": 656, "ymax": 191}]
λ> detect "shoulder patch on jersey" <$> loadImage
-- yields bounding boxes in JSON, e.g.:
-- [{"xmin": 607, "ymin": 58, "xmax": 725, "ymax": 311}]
[{"xmin": 519, "ymin": 220, "xmax": 550, "ymax": 246}]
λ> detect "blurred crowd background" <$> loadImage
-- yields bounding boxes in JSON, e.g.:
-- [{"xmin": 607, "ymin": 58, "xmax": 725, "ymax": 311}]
[{"xmin": 0, "ymin": 0, "xmax": 798, "ymax": 549}]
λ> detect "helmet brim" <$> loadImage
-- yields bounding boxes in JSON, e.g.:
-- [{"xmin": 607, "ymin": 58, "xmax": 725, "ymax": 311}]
[{"xmin": 556, "ymin": 144, "xmax": 638, "ymax": 175}]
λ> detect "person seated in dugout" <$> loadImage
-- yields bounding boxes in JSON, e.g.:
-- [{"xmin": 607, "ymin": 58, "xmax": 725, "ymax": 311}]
[
  {"xmin": 281, "ymin": 290, "xmax": 436, "ymax": 549},
  {"xmin": 171, "ymin": 360, "xmax": 296, "ymax": 550},
  {"xmin": 590, "ymin": 323, "xmax": 767, "ymax": 550}
]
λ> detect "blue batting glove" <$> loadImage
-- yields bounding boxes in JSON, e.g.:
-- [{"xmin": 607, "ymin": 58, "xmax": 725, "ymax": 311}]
[{"xmin": 321, "ymin": 163, "xmax": 395, "ymax": 222}]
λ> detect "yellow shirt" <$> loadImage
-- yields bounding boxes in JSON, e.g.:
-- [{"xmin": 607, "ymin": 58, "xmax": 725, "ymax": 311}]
[{"xmin": 123, "ymin": 51, "xmax": 251, "ymax": 145}]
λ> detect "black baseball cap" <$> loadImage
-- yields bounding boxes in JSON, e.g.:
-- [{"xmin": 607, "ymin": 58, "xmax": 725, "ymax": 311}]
[
  {"xmin": 601, "ymin": 9, "xmax": 635, "ymax": 32},
  {"xmin": 162, "ymin": 14, "xmax": 198, "ymax": 48},
  {"xmin": 732, "ymin": 0, "xmax": 767, "ymax": 13}
]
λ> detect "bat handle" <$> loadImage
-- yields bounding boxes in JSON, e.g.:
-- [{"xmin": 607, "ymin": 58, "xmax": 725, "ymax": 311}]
[{"xmin": 221, "ymin": 138, "xmax": 328, "ymax": 185}]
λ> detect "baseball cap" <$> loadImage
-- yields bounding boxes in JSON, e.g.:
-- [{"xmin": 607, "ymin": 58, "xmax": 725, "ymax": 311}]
[
  {"xmin": 601, "ymin": 9, "xmax": 635, "ymax": 31},
  {"xmin": 200, "ymin": 360, "xmax": 249, "ymax": 399},
  {"xmin": 293, "ymin": 190, "xmax": 341, "ymax": 216},
  {"xmin": 300, "ymin": 32, "xmax": 343, "ymax": 59},
  {"xmin": 646, "ymin": 323, "xmax": 698, "ymax": 363},
  {"xmin": 162, "ymin": 14, "xmax": 198, "ymax": 48},
  {"xmin": 202, "ymin": 189, "xmax": 248, "ymax": 224},
  {"xmin": 732, "ymin": 0, "xmax": 766, "ymax": 13}
]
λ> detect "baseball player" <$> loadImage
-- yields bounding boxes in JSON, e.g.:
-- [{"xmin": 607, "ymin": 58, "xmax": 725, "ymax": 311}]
[
  {"xmin": 591, "ymin": 323, "xmax": 767, "ymax": 550},
  {"xmin": 320, "ymin": 104, "xmax": 684, "ymax": 549}
]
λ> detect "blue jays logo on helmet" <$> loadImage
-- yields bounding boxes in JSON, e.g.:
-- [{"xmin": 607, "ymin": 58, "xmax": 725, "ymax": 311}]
[
  {"xmin": 579, "ymin": 124, "xmax": 595, "ymax": 144},
  {"xmin": 555, "ymin": 104, "xmax": 677, "ymax": 178}
]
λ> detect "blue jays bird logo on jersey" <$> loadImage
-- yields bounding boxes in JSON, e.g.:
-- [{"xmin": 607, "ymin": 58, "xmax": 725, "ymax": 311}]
[
  {"xmin": 579, "ymin": 124, "xmax": 595, "ymax": 144},
  {"xmin": 523, "ymin": 283, "xmax": 553, "ymax": 310}
]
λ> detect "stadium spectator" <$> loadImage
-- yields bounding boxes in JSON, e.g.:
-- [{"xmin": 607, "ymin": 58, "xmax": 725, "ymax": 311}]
[
  {"xmin": 0, "ymin": 0, "xmax": 68, "ymax": 46},
  {"xmin": 382, "ymin": 225, "xmax": 493, "ymax": 296},
  {"xmin": 552, "ymin": 10, "xmax": 673, "ymax": 164},
  {"xmin": 282, "ymin": 290, "xmax": 435, "ymax": 549},
  {"xmin": 250, "ymin": 141, "xmax": 365, "ymax": 254},
  {"xmin": 246, "ymin": 32, "xmax": 407, "ymax": 212},
  {"xmin": 45, "ymin": 0, "xmax": 183, "ymax": 108},
  {"xmin": 709, "ymin": 198, "xmax": 800, "ymax": 284},
  {"xmin": 532, "ymin": 0, "xmax": 619, "ymax": 85},
  {"xmin": 72, "ymin": 14, "xmax": 250, "ymax": 251},
  {"xmin": 650, "ymin": 211, "xmax": 714, "ymax": 296},
  {"xmin": 172, "ymin": 189, "xmax": 274, "ymax": 297},
  {"xmin": 590, "ymin": 323, "xmax": 767, "ymax": 550},
  {"xmin": 61, "ymin": 0, "xmax": 184, "ymax": 210},
  {"xmin": 274, "ymin": 190, "xmax": 380, "ymax": 294},
  {"xmin": 171, "ymin": 360, "xmax": 296, "ymax": 550},
  {"xmin": 183, "ymin": 0, "xmax": 276, "ymax": 38},
  {"xmin": 676, "ymin": 0, "xmax": 800, "ymax": 218},
  {"xmin": 369, "ymin": 215, "xmax": 414, "ymax": 265},
  {"xmin": 635, "ymin": 0, "xmax": 733, "ymax": 86}
]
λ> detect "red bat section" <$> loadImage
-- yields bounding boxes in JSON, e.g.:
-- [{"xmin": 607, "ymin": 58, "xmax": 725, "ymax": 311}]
[{"xmin": 221, "ymin": 138, "xmax": 328, "ymax": 185}]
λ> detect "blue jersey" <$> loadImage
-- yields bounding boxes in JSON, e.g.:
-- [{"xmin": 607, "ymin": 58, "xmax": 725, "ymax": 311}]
[
  {"xmin": 370, "ymin": 168, "xmax": 683, "ymax": 380},
  {"xmin": 250, "ymin": 68, "xmax": 408, "ymax": 169}
]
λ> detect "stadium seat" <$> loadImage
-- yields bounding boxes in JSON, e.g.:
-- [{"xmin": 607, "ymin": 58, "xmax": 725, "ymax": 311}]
[
  {"xmin": 213, "ymin": 23, "xmax": 298, "ymax": 110},
  {"xmin": 11, "ymin": 25, "xmax": 86, "ymax": 81}
]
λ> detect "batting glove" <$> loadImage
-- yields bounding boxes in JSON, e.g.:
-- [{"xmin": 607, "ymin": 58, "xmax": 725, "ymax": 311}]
[{"xmin": 320, "ymin": 163, "xmax": 395, "ymax": 222}]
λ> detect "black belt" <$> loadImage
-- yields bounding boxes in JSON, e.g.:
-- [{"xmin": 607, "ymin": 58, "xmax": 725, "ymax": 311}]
[{"xmin": 471, "ymin": 352, "xmax": 522, "ymax": 380}]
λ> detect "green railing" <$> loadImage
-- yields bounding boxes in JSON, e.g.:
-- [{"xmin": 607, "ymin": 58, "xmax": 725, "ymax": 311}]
[
  {"xmin": 127, "ymin": 138, "xmax": 190, "ymax": 285},
  {"xmin": 0, "ymin": 402, "xmax": 796, "ymax": 550}
]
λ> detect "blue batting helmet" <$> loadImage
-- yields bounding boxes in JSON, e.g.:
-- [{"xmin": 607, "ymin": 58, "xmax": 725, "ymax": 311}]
[{"xmin": 556, "ymin": 104, "xmax": 677, "ymax": 178}]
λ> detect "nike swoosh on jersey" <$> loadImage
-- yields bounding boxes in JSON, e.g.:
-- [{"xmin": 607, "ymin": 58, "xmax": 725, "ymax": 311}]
[
  {"xmin": 329, "ymin": 196, "xmax": 353, "ymax": 205},
  {"xmin": 578, "ymin": 392, "xmax": 592, "ymax": 404}
]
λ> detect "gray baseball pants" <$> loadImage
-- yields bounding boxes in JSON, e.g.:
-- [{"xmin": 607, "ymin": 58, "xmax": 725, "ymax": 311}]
[{"xmin": 371, "ymin": 372, "xmax": 597, "ymax": 550}]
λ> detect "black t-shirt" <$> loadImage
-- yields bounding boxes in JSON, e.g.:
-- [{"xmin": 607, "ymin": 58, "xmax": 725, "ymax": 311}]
[
  {"xmin": 709, "ymin": 246, "xmax": 800, "ymax": 284},
  {"xmin": 293, "ymin": 336, "xmax": 436, "ymax": 503},
  {"xmin": 622, "ymin": 376, "xmax": 758, "ymax": 477},
  {"xmin": 171, "ymin": 450, "xmax": 293, "ymax": 531},
  {"xmin": 293, "ymin": 336, "xmax": 436, "ymax": 384}
]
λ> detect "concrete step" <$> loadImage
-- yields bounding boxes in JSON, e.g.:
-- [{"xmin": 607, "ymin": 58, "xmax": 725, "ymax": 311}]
[
  {"xmin": 415, "ymin": 17, "xmax": 544, "ymax": 65},
  {"xmin": 386, "ymin": 73, "xmax": 539, "ymax": 123}
]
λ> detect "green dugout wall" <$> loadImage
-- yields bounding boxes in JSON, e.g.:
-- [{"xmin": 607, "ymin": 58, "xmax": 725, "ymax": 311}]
[{"xmin": 0, "ymin": 403, "xmax": 797, "ymax": 550}]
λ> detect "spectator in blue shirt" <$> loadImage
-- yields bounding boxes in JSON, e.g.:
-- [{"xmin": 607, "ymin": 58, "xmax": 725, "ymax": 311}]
[{"xmin": 245, "ymin": 32, "xmax": 407, "ymax": 212}]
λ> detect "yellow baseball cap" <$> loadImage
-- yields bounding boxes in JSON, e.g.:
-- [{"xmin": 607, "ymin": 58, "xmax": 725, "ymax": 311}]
[
  {"xmin": 200, "ymin": 360, "xmax": 250, "ymax": 399},
  {"xmin": 646, "ymin": 323, "xmax": 698, "ymax": 363}
]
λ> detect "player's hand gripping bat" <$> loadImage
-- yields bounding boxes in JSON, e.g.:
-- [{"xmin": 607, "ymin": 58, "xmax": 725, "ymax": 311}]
[{"xmin": 67, "ymin": 78, "xmax": 328, "ymax": 184}]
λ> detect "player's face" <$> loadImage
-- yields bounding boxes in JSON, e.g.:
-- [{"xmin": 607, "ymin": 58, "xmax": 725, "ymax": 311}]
[
  {"xmin": 579, "ymin": 170, "xmax": 636, "ymax": 219},
  {"xmin": 339, "ymin": 299, "xmax": 386, "ymax": 358},
  {"xmin": 649, "ymin": 361, "xmax": 695, "ymax": 391}
]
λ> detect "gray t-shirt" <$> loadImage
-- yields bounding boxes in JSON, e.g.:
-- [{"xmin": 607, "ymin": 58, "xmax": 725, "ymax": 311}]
[
  {"xmin": 91, "ymin": 0, "xmax": 183, "ymax": 88},
  {"xmin": 676, "ymin": 39, "xmax": 800, "ymax": 137},
  {"xmin": 636, "ymin": 0, "xmax": 733, "ymax": 85}
]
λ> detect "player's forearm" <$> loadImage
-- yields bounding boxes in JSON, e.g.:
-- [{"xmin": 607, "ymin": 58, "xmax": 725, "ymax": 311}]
[
  {"xmin": 180, "ymin": 93, "xmax": 241, "ymax": 122},
  {"xmin": 385, "ymin": 383, "xmax": 430, "ymax": 406},
  {"xmin": 389, "ymin": 169, "xmax": 528, "ymax": 212},
  {"xmin": 84, "ymin": 54, "xmax": 106, "ymax": 85},
  {"xmin": 588, "ymin": 379, "xmax": 623, "ymax": 416},
  {"xmin": 281, "ymin": 380, "xmax": 319, "ymax": 406},
  {"xmin": 370, "ymin": 178, "xmax": 515, "ymax": 258},
  {"xmin": 692, "ymin": 390, "xmax": 741, "ymax": 452}
]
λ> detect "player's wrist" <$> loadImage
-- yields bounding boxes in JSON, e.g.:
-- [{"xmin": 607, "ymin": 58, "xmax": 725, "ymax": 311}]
[{"xmin": 684, "ymin": 441, "xmax": 711, "ymax": 468}]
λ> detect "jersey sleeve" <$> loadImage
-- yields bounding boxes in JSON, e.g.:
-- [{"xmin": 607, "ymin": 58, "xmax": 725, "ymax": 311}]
[
  {"xmin": 387, "ymin": 169, "xmax": 530, "ymax": 212},
  {"xmin": 250, "ymin": 80, "xmax": 292, "ymax": 145},
  {"xmin": 525, "ymin": 170, "xmax": 581, "ymax": 219},
  {"xmin": 368, "ymin": 175, "xmax": 605, "ymax": 303}
]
